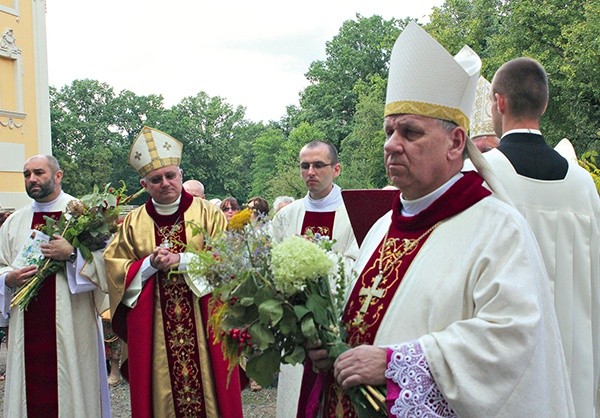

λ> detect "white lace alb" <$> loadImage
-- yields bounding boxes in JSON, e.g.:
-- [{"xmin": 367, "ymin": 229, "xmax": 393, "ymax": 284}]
[{"xmin": 385, "ymin": 340, "xmax": 456, "ymax": 417}]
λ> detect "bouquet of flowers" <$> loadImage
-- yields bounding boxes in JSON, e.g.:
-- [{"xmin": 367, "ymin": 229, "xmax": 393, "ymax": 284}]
[
  {"xmin": 11, "ymin": 182, "xmax": 144, "ymax": 310},
  {"xmin": 185, "ymin": 212, "xmax": 386, "ymax": 417}
]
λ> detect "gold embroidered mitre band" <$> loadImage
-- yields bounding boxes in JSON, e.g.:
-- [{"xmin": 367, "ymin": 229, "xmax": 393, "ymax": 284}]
[
  {"xmin": 129, "ymin": 126, "xmax": 183, "ymax": 177},
  {"xmin": 384, "ymin": 21, "xmax": 481, "ymax": 132},
  {"xmin": 470, "ymin": 76, "xmax": 495, "ymax": 139}
]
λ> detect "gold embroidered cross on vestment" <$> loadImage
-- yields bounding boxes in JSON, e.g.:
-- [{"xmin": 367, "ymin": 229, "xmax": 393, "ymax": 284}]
[
  {"xmin": 359, "ymin": 273, "xmax": 385, "ymax": 313},
  {"xmin": 154, "ymin": 217, "xmax": 182, "ymax": 249},
  {"xmin": 358, "ymin": 221, "xmax": 442, "ymax": 313}
]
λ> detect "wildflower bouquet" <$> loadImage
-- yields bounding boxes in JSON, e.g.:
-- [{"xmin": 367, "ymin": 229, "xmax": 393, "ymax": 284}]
[
  {"xmin": 185, "ymin": 212, "xmax": 386, "ymax": 417},
  {"xmin": 11, "ymin": 182, "xmax": 144, "ymax": 310}
]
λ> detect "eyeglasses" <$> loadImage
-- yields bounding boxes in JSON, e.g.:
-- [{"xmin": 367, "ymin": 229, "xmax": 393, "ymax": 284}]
[
  {"xmin": 222, "ymin": 207, "xmax": 238, "ymax": 212},
  {"xmin": 146, "ymin": 171, "xmax": 179, "ymax": 185},
  {"xmin": 299, "ymin": 161, "xmax": 335, "ymax": 170}
]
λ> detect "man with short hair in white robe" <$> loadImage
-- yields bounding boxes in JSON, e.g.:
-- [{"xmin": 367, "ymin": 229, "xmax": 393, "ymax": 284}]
[
  {"xmin": 484, "ymin": 57, "xmax": 600, "ymax": 417},
  {"xmin": 0, "ymin": 154, "xmax": 110, "ymax": 417},
  {"xmin": 272, "ymin": 140, "xmax": 358, "ymax": 417},
  {"xmin": 303, "ymin": 22, "xmax": 574, "ymax": 417}
]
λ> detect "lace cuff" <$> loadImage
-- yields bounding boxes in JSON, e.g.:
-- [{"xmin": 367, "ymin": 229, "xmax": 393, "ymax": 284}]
[{"xmin": 385, "ymin": 340, "xmax": 456, "ymax": 417}]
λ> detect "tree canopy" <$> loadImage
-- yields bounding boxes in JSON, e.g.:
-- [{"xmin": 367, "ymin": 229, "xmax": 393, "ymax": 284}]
[{"xmin": 49, "ymin": 1, "xmax": 600, "ymax": 204}]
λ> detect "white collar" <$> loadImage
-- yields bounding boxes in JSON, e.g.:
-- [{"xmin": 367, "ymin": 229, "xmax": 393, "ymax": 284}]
[
  {"xmin": 304, "ymin": 184, "xmax": 343, "ymax": 212},
  {"xmin": 152, "ymin": 196, "xmax": 181, "ymax": 216},
  {"xmin": 32, "ymin": 191, "xmax": 65, "ymax": 212},
  {"xmin": 501, "ymin": 128, "xmax": 542, "ymax": 139},
  {"xmin": 400, "ymin": 173, "xmax": 463, "ymax": 217}
]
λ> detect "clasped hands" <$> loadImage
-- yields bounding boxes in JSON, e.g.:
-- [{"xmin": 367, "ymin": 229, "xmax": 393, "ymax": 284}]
[
  {"xmin": 306, "ymin": 340, "xmax": 388, "ymax": 390},
  {"xmin": 149, "ymin": 246, "xmax": 180, "ymax": 271},
  {"xmin": 6, "ymin": 234, "xmax": 73, "ymax": 288}
]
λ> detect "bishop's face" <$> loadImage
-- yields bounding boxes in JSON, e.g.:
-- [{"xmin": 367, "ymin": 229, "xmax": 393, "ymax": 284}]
[
  {"xmin": 383, "ymin": 114, "xmax": 464, "ymax": 200},
  {"xmin": 141, "ymin": 165, "xmax": 183, "ymax": 204}
]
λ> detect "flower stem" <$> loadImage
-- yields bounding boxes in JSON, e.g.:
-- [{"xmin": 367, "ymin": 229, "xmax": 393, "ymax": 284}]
[
  {"xmin": 12, "ymin": 217, "xmax": 74, "ymax": 310},
  {"xmin": 366, "ymin": 384, "xmax": 386, "ymax": 405},
  {"xmin": 360, "ymin": 386, "xmax": 381, "ymax": 412}
]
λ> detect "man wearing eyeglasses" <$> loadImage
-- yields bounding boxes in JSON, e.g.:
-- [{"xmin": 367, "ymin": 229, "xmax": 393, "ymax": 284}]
[
  {"xmin": 272, "ymin": 140, "xmax": 359, "ymax": 417},
  {"xmin": 104, "ymin": 126, "xmax": 244, "ymax": 418}
]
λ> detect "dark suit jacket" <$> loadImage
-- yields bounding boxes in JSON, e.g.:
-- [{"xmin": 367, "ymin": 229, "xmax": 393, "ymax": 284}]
[{"xmin": 497, "ymin": 132, "xmax": 568, "ymax": 180}]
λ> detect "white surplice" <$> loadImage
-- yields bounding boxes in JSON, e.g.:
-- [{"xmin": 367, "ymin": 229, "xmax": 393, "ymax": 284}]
[
  {"xmin": 356, "ymin": 193, "xmax": 575, "ymax": 417},
  {"xmin": 479, "ymin": 149, "xmax": 600, "ymax": 417},
  {"xmin": 272, "ymin": 184, "xmax": 359, "ymax": 418},
  {"xmin": 0, "ymin": 192, "xmax": 110, "ymax": 417}
]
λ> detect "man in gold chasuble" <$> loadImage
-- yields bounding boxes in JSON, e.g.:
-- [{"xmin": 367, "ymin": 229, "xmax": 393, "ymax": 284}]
[{"xmin": 104, "ymin": 126, "xmax": 244, "ymax": 418}]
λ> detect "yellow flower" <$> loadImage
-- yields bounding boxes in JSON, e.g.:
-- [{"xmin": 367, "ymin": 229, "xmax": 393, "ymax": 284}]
[{"xmin": 227, "ymin": 208, "xmax": 252, "ymax": 231}]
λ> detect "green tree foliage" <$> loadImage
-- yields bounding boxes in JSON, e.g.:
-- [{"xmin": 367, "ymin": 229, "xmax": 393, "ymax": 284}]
[
  {"xmin": 228, "ymin": 120, "xmax": 269, "ymax": 202},
  {"xmin": 338, "ymin": 76, "xmax": 388, "ymax": 189},
  {"xmin": 560, "ymin": 0, "xmax": 600, "ymax": 151},
  {"xmin": 251, "ymin": 129, "xmax": 286, "ymax": 198},
  {"xmin": 159, "ymin": 92, "xmax": 261, "ymax": 201},
  {"xmin": 426, "ymin": 0, "xmax": 599, "ymax": 154},
  {"xmin": 50, "ymin": 79, "xmax": 166, "ymax": 198},
  {"xmin": 49, "ymin": 6, "xmax": 600, "ymax": 202},
  {"xmin": 425, "ymin": 0, "xmax": 502, "ymax": 77},
  {"xmin": 296, "ymin": 14, "xmax": 406, "ymax": 151},
  {"xmin": 266, "ymin": 122, "xmax": 326, "ymax": 200}
]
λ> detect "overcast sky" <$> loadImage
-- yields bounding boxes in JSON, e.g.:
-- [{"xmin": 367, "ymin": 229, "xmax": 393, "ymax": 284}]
[{"xmin": 45, "ymin": 0, "xmax": 444, "ymax": 122}]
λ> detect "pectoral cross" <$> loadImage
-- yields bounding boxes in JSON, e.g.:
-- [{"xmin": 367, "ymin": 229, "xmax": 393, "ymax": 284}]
[
  {"xmin": 359, "ymin": 273, "xmax": 385, "ymax": 313},
  {"xmin": 160, "ymin": 238, "xmax": 173, "ymax": 249}
]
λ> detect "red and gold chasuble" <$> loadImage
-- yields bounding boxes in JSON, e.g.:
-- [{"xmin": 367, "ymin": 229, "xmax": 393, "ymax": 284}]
[
  {"xmin": 113, "ymin": 191, "xmax": 243, "ymax": 418},
  {"xmin": 301, "ymin": 211, "xmax": 336, "ymax": 238},
  {"xmin": 297, "ymin": 172, "xmax": 491, "ymax": 418},
  {"xmin": 131, "ymin": 194, "xmax": 207, "ymax": 418},
  {"xmin": 24, "ymin": 211, "xmax": 62, "ymax": 417},
  {"xmin": 153, "ymin": 213, "xmax": 209, "ymax": 417}
]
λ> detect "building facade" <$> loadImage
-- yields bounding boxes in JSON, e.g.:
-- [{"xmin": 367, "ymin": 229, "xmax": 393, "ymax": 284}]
[{"xmin": 0, "ymin": 0, "xmax": 51, "ymax": 209}]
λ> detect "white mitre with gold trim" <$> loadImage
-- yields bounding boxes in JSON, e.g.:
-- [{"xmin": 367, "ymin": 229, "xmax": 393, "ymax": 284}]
[
  {"xmin": 129, "ymin": 126, "xmax": 183, "ymax": 177},
  {"xmin": 470, "ymin": 76, "xmax": 495, "ymax": 139},
  {"xmin": 385, "ymin": 21, "xmax": 481, "ymax": 132}
]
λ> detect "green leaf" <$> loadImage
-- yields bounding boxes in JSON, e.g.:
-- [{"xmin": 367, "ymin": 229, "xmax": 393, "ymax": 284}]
[
  {"xmin": 79, "ymin": 245, "xmax": 93, "ymax": 262},
  {"xmin": 283, "ymin": 345, "xmax": 306, "ymax": 365},
  {"xmin": 306, "ymin": 293, "xmax": 330, "ymax": 326},
  {"xmin": 245, "ymin": 348, "xmax": 281, "ymax": 388},
  {"xmin": 239, "ymin": 297, "xmax": 254, "ymax": 306},
  {"xmin": 248, "ymin": 323, "xmax": 275, "ymax": 351},
  {"xmin": 232, "ymin": 275, "xmax": 259, "ymax": 298},
  {"xmin": 253, "ymin": 285, "xmax": 276, "ymax": 306},
  {"xmin": 300, "ymin": 316, "xmax": 318, "ymax": 342},
  {"xmin": 293, "ymin": 304, "xmax": 311, "ymax": 320},
  {"xmin": 278, "ymin": 308, "xmax": 299, "ymax": 336},
  {"xmin": 258, "ymin": 299, "xmax": 284, "ymax": 326}
]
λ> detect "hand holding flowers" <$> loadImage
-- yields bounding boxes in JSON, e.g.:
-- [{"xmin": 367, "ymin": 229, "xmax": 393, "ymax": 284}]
[
  {"xmin": 11, "ymin": 182, "xmax": 144, "ymax": 310},
  {"xmin": 185, "ymin": 210, "xmax": 386, "ymax": 417}
]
